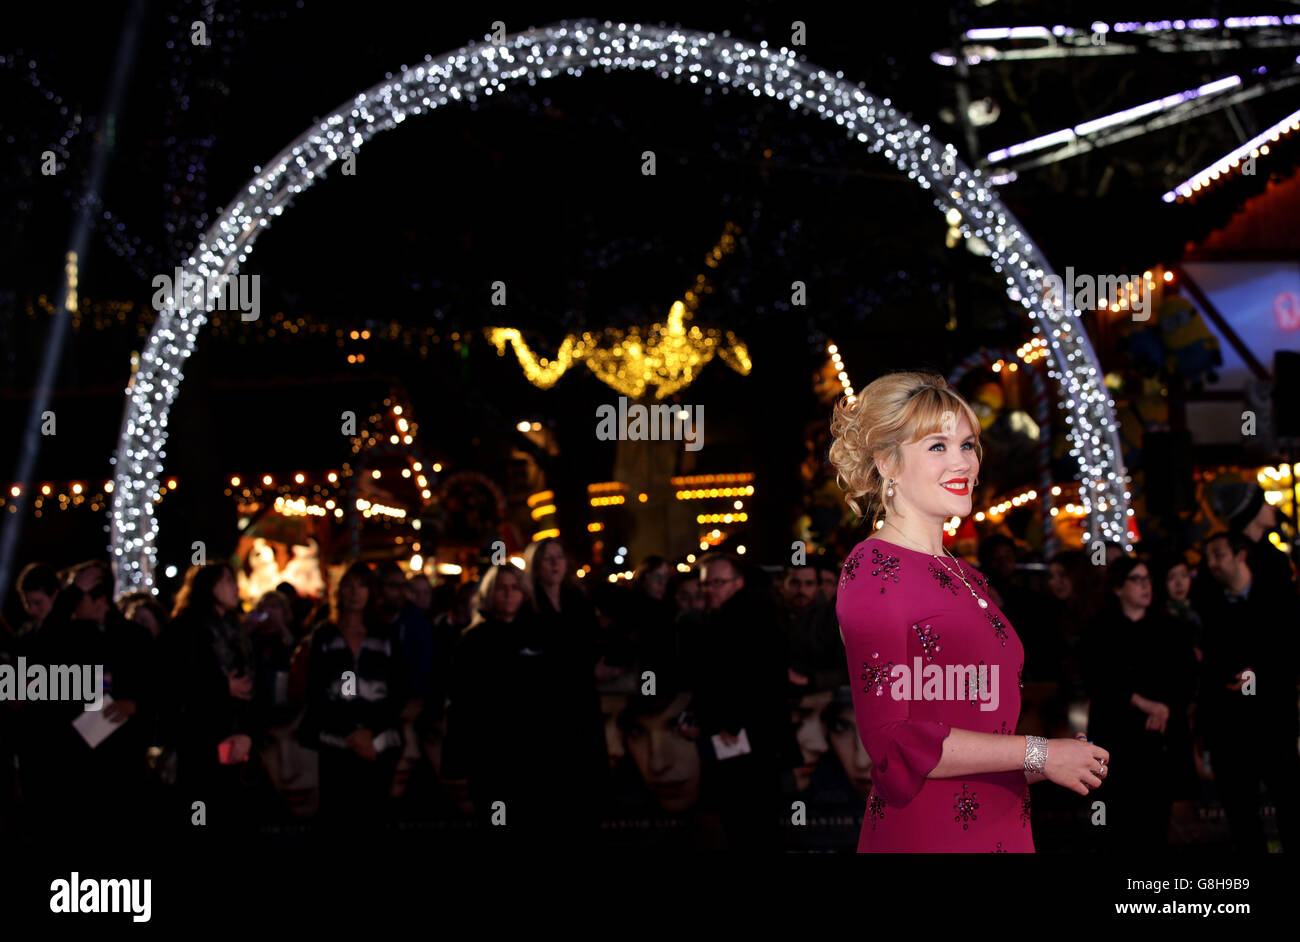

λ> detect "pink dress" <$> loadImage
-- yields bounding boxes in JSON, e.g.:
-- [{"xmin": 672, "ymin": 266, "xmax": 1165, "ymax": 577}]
[{"xmin": 836, "ymin": 536, "xmax": 1034, "ymax": 852}]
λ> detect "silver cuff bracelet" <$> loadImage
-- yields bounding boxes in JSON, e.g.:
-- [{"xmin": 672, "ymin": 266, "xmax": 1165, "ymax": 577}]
[{"xmin": 1024, "ymin": 735, "xmax": 1048, "ymax": 773}]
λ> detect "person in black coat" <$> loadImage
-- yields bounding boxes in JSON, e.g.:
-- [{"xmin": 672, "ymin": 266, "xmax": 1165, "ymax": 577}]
[
  {"xmin": 158, "ymin": 561, "xmax": 258, "ymax": 831},
  {"xmin": 691, "ymin": 552, "xmax": 788, "ymax": 850},
  {"xmin": 15, "ymin": 560, "xmax": 155, "ymax": 839},
  {"xmin": 612, "ymin": 555, "xmax": 677, "ymax": 677},
  {"xmin": 1083, "ymin": 556, "xmax": 1197, "ymax": 852},
  {"xmin": 443, "ymin": 562, "xmax": 606, "ymax": 844},
  {"xmin": 298, "ymin": 562, "xmax": 407, "ymax": 827},
  {"xmin": 1209, "ymin": 479, "xmax": 1296, "ymax": 595},
  {"xmin": 1198, "ymin": 531, "xmax": 1300, "ymax": 853}
]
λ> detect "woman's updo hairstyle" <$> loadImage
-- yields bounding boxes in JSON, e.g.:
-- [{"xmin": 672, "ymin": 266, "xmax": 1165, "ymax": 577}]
[{"xmin": 828, "ymin": 371, "xmax": 983, "ymax": 529}]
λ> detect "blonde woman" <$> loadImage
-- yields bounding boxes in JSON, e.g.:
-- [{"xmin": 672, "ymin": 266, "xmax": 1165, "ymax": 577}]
[{"xmin": 829, "ymin": 371, "xmax": 1108, "ymax": 852}]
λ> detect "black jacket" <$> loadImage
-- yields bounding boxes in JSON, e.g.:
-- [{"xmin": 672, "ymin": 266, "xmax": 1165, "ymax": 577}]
[
  {"xmin": 1082, "ymin": 605, "xmax": 1197, "ymax": 754},
  {"xmin": 1196, "ymin": 576, "xmax": 1300, "ymax": 740},
  {"xmin": 442, "ymin": 608, "xmax": 605, "ymax": 810},
  {"xmin": 691, "ymin": 587, "xmax": 788, "ymax": 754},
  {"xmin": 158, "ymin": 605, "xmax": 254, "ymax": 784},
  {"xmin": 16, "ymin": 601, "xmax": 155, "ymax": 793}
]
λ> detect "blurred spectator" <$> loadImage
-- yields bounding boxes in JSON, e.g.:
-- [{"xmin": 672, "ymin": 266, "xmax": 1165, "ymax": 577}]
[
  {"xmin": 671, "ymin": 571, "xmax": 706, "ymax": 617},
  {"xmin": 1083, "ymin": 556, "xmax": 1197, "ymax": 851},
  {"xmin": 521, "ymin": 538, "xmax": 600, "ymax": 669},
  {"xmin": 780, "ymin": 564, "xmax": 820, "ymax": 618},
  {"xmin": 16, "ymin": 560, "xmax": 155, "ymax": 838},
  {"xmin": 1210, "ymin": 479, "xmax": 1296, "ymax": 594},
  {"xmin": 375, "ymin": 561, "xmax": 435, "ymax": 708},
  {"xmin": 980, "ymin": 535, "xmax": 1055, "ymax": 682},
  {"xmin": 444, "ymin": 562, "xmax": 604, "ymax": 842},
  {"xmin": 811, "ymin": 553, "xmax": 840, "ymax": 604},
  {"xmin": 246, "ymin": 590, "xmax": 296, "ymax": 714},
  {"xmin": 614, "ymin": 555, "xmax": 676, "ymax": 678},
  {"xmin": 119, "ymin": 591, "xmax": 168, "ymax": 641},
  {"xmin": 520, "ymin": 538, "xmax": 607, "ymax": 799},
  {"xmin": 299, "ymin": 562, "xmax": 407, "ymax": 827},
  {"xmin": 160, "ymin": 562, "xmax": 257, "ymax": 830},
  {"xmin": 275, "ymin": 581, "xmax": 317, "ymax": 641},
  {"xmin": 692, "ymin": 552, "xmax": 787, "ymax": 850},
  {"xmin": 1198, "ymin": 531, "xmax": 1300, "ymax": 852},
  {"xmin": 405, "ymin": 572, "xmax": 435, "ymax": 620},
  {"xmin": 1045, "ymin": 549, "xmax": 1102, "ymax": 704},
  {"xmin": 15, "ymin": 563, "xmax": 59, "ymax": 636},
  {"xmin": 784, "ymin": 563, "xmax": 848, "ymax": 692},
  {"xmin": 430, "ymin": 580, "xmax": 475, "ymax": 708},
  {"xmin": 1155, "ymin": 552, "xmax": 1203, "ymax": 663},
  {"xmin": 668, "ymin": 569, "xmax": 708, "ymax": 669}
]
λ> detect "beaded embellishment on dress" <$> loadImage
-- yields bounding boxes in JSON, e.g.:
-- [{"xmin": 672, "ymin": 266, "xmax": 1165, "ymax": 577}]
[
  {"xmin": 928, "ymin": 561, "xmax": 959, "ymax": 594},
  {"xmin": 913, "ymin": 623, "xmax": 942, "ymax": 662},
  {"xmin": 954, "ymin": 784, "xmax": 979, "ymax": 830},
  {"xmin": 985, "ymin": 609, "xmax": 1009, "ymax": 646},
  {"xmin": 866, "ymin": 793, "xmax": 886, "ymax": 830},
  {"xmin": 840, "ymin": 546, "xmax": 865, "ymax": 588},
  {"xmin": 862, "ymin": 654, "xmax": 896, "ymax": 696},
  {"xmin": 869, "ymin": 547, "xmax": 901, "ymax": 593}
]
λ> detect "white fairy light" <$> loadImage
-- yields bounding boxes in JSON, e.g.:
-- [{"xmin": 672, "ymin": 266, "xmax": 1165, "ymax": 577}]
[
  {"xmin": 109, "ymin": 19, "xmax": 1131, "ymax": 589},
  {"xmin": 1163, "ymin": 105, "xmax": 1300, "ymax": 201}
]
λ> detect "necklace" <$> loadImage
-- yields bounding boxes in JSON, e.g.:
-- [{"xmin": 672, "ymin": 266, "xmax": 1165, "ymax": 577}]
[{"xmin": 882, "ymin": 521, "xmax": 989, "ymax": 610}]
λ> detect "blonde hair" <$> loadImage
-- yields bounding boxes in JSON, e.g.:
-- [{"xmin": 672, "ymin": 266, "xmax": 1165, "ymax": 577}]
[
  {"xmin": 828, "ymin": 371, "xmax": 983, "ymax": 528},
  {"xmin": 468, "ymin": 564, "xmax": 524, "ymax": 628},
  {"xmin": 520, "ymin": 537, "xmax": 580, "ymax": 609}
]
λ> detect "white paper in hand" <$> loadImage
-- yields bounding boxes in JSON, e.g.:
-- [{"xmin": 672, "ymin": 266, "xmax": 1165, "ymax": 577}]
[
  {"xmin": 72, "ymin": 694, "xmax": 125, "ymax": 749},
  {"xmin": 711, "ymin": 727, "xmax": 752, "ymax": 760}
]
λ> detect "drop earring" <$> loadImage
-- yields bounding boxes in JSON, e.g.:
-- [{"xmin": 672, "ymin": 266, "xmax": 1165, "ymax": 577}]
[{"xmin": 886, "ymin": 478, "xmax": 896, "ymax": 498}]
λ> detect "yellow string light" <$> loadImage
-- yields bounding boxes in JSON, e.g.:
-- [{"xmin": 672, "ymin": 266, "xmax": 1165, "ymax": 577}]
[{"xmin": 487, "ymin": 223, "xmax": 751, "ymax": 399}]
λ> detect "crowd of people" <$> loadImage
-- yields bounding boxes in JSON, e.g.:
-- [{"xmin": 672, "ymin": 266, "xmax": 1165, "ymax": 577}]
[{"xmin": 1, "ymin": 480, "xmax": 1296, "ymax": 852}]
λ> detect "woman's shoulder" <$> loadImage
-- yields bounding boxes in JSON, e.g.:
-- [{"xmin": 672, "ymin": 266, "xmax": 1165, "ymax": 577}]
[
  {"xmin": 837, "ymin": 536, "xmax": 926, "ymax": 597},
  {"xmin": 835, "ymin": 538, "xmax": 911, "ymax": 622}
]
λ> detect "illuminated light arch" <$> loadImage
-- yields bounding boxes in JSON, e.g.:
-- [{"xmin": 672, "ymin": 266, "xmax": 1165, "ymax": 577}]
[
  {"xmin": 947, "ymin": 348, "xmax": 1057, "ymax": 557},
  {"xmin": 110, "ymin": 18, "xmax": 1130, "ymax": 591}
]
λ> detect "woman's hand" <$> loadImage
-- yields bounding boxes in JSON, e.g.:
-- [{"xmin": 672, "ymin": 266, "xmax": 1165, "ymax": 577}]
[
  {"xmin": 103, "ymin": 698, "xmax": 136, "ymax": 723},
  {"xmin": 228, "ymin": 670, "xmax": 253, "ymax": 700},
  {"xmin": 1043, "ymin": 735, "xmax": 1109, "ymax": 796},
  {"xmin": 219, "ymin": 733, "xmax": 252, "ymax": 765},
  {"xmin": 1143, "ymin": 702, "xmax": 1170, "ymax": 733},
  {"xmin": 345, "ymin": 728, "xmax": 378, "ymax": 760},
  {"xmin": 1133, "ymin": 694, "xmax": 1170, "ymax": 733}
]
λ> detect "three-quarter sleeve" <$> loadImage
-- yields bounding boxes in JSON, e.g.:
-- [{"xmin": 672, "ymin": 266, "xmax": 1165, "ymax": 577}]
[{"xmin": 838, "ymin": 561, "xmax": 951, "ymax": 807}]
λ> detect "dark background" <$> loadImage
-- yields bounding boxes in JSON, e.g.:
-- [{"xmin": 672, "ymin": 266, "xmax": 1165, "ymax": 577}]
[{"xmin": 4, "ymin": 0, "xmax": 1298, "ymax": 583}]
